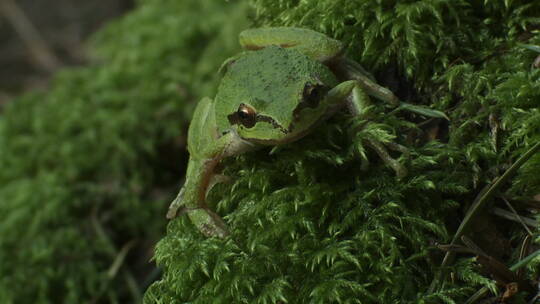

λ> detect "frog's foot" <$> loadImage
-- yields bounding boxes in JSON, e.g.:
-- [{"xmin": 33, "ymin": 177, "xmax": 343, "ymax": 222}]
[
  {"xmin": 166, "ymin": 181, "xmax": 230, "ymax": 238},
  {"xmin": 329, "ymin": 83, "xmax": 408, "ymax": 178},
  {"xmin": 365, "ymin": 138, "xmax": 408, "ymax": 179},
  {"xmin": 186, "ymin": 207, "xmax": 229, "ymax": 238},
  {"xmin": 353, "ymin": 127, "xmax": 408, "ymax": 178},
  {"xmin": 168, "ymin": 204, "xmax": 229, "ymax": 238}
]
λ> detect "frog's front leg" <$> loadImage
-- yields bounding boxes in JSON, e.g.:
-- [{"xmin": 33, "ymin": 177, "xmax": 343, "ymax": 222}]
[
  {"xmin": 167, "ymin": 157, "xmax": 228, "ymax": 237},
  {"xmin": 167, "ymin": 97, "xmax": 256, "ymax": 238}
]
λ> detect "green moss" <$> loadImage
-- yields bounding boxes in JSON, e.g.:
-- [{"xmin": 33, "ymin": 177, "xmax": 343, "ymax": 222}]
[
  {"xmin": 145, "ymin": 121, "xmax": 469, "ymax": 303},
  {"xmin": 0, "ymin": 0, "xmax": 248, "ymax": 302},
  {"xmin": 1, "ymin": 0, "xmax": 539, "ymax": 303},
  {"xmin": 146, "ymin": 0, "xmax": 540, "ymax": 303}
]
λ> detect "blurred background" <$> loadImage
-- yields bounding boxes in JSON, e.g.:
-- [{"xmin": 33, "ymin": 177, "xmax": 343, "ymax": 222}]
[
  {"xmin": 0, "ymin": 0, "xmax": 248, "ymax": 302},
  {"xmin": 0, "ymin": 0, "xmax": 133, "ymax": 104}
]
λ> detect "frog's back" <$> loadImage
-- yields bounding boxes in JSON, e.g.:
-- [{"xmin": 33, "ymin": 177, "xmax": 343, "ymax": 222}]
[{"xmin": 214, "ymin": 46, "xmax": 338, "ymax": 133}]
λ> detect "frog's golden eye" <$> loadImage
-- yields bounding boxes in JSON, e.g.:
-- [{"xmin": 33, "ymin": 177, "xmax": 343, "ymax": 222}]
[
  {"xmin": 228, "ymin": 103, "xmax": 257, "ymax": 128},
  {"xmin": 302, "ymin": 83, "xmax": 327, "ymax": 108}
]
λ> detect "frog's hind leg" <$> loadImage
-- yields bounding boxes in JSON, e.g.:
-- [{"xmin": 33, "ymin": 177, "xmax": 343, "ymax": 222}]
[
  {"xmin": 333, "ymin": 57, "xmax": 377, "ymax": 82},
  {"xmin": 167, "ymin": 97, "xmax": 256, "ymax": 238},
  {"xmin": 326, "ymin": 82, "xmax": 408, "ymax": 178},
  {"xmin": 332, "ymin": 60, "xmax": 401, "ymax": 106},
  {"xmin": 167, "ymin": 192, "xmax": 229, "ymax": 239},
  {"xmin": 239, "ymin": 27, "xmax": 343, "ymax": 62},
  {"xmin": 350, "ymin": 85, "xmax": 408, "ymax": 178}
]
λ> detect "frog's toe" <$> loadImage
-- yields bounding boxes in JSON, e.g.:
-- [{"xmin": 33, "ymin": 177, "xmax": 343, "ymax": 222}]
[
  {"xmin": 166, "ymin": 206, "xmax": 180, "ymax": 219},
  {"xmin": 166, "ymin": 188, "xmax": 186, "ymax": 219},
  {"xmin": 366, "ymin": 139, "xmax": 408, "ymax": 179}
]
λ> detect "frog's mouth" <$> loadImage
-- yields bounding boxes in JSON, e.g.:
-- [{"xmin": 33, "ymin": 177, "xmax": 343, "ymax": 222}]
[{"xmin": 240, "ymin": 125, "xmax": 313, "ymax": 145}]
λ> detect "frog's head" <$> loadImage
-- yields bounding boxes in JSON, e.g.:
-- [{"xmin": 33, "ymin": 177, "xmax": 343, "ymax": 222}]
[{"xmin": 215, "ymin": 46, "xmax": 338, "ymax": 145}]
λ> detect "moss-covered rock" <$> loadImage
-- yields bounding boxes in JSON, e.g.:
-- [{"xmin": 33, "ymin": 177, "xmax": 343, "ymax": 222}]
[{"xmin": 146, "ymin": 1, "xmax": 540, "ymax": 303}]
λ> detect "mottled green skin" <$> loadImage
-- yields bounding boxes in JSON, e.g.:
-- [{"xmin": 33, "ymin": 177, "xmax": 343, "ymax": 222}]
[{"xmin": 215, "ymin": 46, "xmax": 338, "ymax": 143}]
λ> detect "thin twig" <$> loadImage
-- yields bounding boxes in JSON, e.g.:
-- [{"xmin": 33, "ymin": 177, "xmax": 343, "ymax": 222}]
[
  {"xmin": 500, "ymin": 198, "xmax": 534, "ymax": 236},
  {"xmin": 0, "ymin": 0, "xmax": 60, "ymax": 72},
  {"xmin": 107, "ymin": 240, "xmax": 137, "ymax": 279},
  {"xmin": 452, "ymin": 141, "xmax": 540, "ymax": 242},
  {"xmin": 491, "ymin": 207, "xmax": 537, "ymax": 230},
  {"xmin": 123, "ymin": 271, "xmax": 143, "ymax": 303},
  {"xmin": 91, "ymin": 207, "xmax": 142, "ymax": 303}
]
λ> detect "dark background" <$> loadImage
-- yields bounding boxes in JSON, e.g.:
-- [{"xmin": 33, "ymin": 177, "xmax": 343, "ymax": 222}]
[{"xmin": 0, "ymin": 0, "xmax": 133, "ymax": 104}]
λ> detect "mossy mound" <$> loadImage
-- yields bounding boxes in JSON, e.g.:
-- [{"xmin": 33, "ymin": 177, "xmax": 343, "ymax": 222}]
[
  {"xmin": 0, "ymin": 0, "xmax": 248, "ymax": 302},
  {"xmin": 0, "ymin": 0, "xmax": 538, "ymax": 303},
  {"xmin": 146, "ymin": 1, "xmax": 540, "ymax": 303}
]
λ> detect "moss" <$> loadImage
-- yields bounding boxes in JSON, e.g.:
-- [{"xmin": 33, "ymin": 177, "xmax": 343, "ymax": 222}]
[
  {"xmin": 1, "ymin": 0, "xmax": 539, "ymax": 303},
  {"xmin": 146, "ymin": 0, "xmax": 540, "ymax": 303},
  {"xmin": 0, "ymin": 0, "xmax": 248, "ymax": 302}
]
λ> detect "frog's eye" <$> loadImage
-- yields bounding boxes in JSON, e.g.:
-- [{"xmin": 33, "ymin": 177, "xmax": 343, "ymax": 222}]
[
  {"xmin": 228, "ymin": 103, "xmax": 257, "ymax": 128},
  {"xmin": 302, "ymin": 83, "xmax": 328, "ymax": 108}
]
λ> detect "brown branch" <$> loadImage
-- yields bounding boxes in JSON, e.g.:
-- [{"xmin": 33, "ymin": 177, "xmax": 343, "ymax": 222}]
[{"xmin": 0, "ymin": 0, "xmax": 61, "ymax": 72}]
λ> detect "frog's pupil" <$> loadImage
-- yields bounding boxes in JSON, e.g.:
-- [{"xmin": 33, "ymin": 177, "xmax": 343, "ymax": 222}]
[
  {"xmin": 237, "ymin": 104, "xmax": 256, "ymax": 128},
  {"xmin": 239, "ymin": 108, "xmax": 250, "ymax": 119}
]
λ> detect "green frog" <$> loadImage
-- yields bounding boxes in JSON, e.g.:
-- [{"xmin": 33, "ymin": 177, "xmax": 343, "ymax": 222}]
[{"xmin": 167, "ymin": 27, "xmax": 443, "ymax": 238}]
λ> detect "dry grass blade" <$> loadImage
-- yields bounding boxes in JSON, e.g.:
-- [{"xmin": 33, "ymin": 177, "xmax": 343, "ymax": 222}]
[
  {"xmin": 517, "ymin": 235, "xmax": 531, "ymax": 280},
  {"xmin": 492, "ymin": 207, "xmax": 537, "ymax": 229},
  {"xmin": 464, "ymin": 248, "xmax": 540, "ymax": 304},
  {"xmin": 91, "ymin": 207, "xmax": 142, "ymax": 303},
  {"xmin": 430, "ymin": 141, "xmax": 540, "ymax": 292},
  {"xmin": 501, "ymin": 197, "xmax": 534, "ymax": 236}
]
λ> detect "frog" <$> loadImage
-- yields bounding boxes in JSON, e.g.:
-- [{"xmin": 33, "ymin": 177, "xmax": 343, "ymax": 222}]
[{"xmin": 167, "ymin": 27, "xmax": 440, "ymax": 238}]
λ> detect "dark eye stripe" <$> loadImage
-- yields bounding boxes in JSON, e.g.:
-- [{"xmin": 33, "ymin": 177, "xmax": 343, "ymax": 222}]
[
  {"xmin": 256, "ymin": 115, "xmax": 289, "ymax": 134},
  {"xmin": 227, "ymin": 110, "xmax": 290, "ymax": 134}
]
